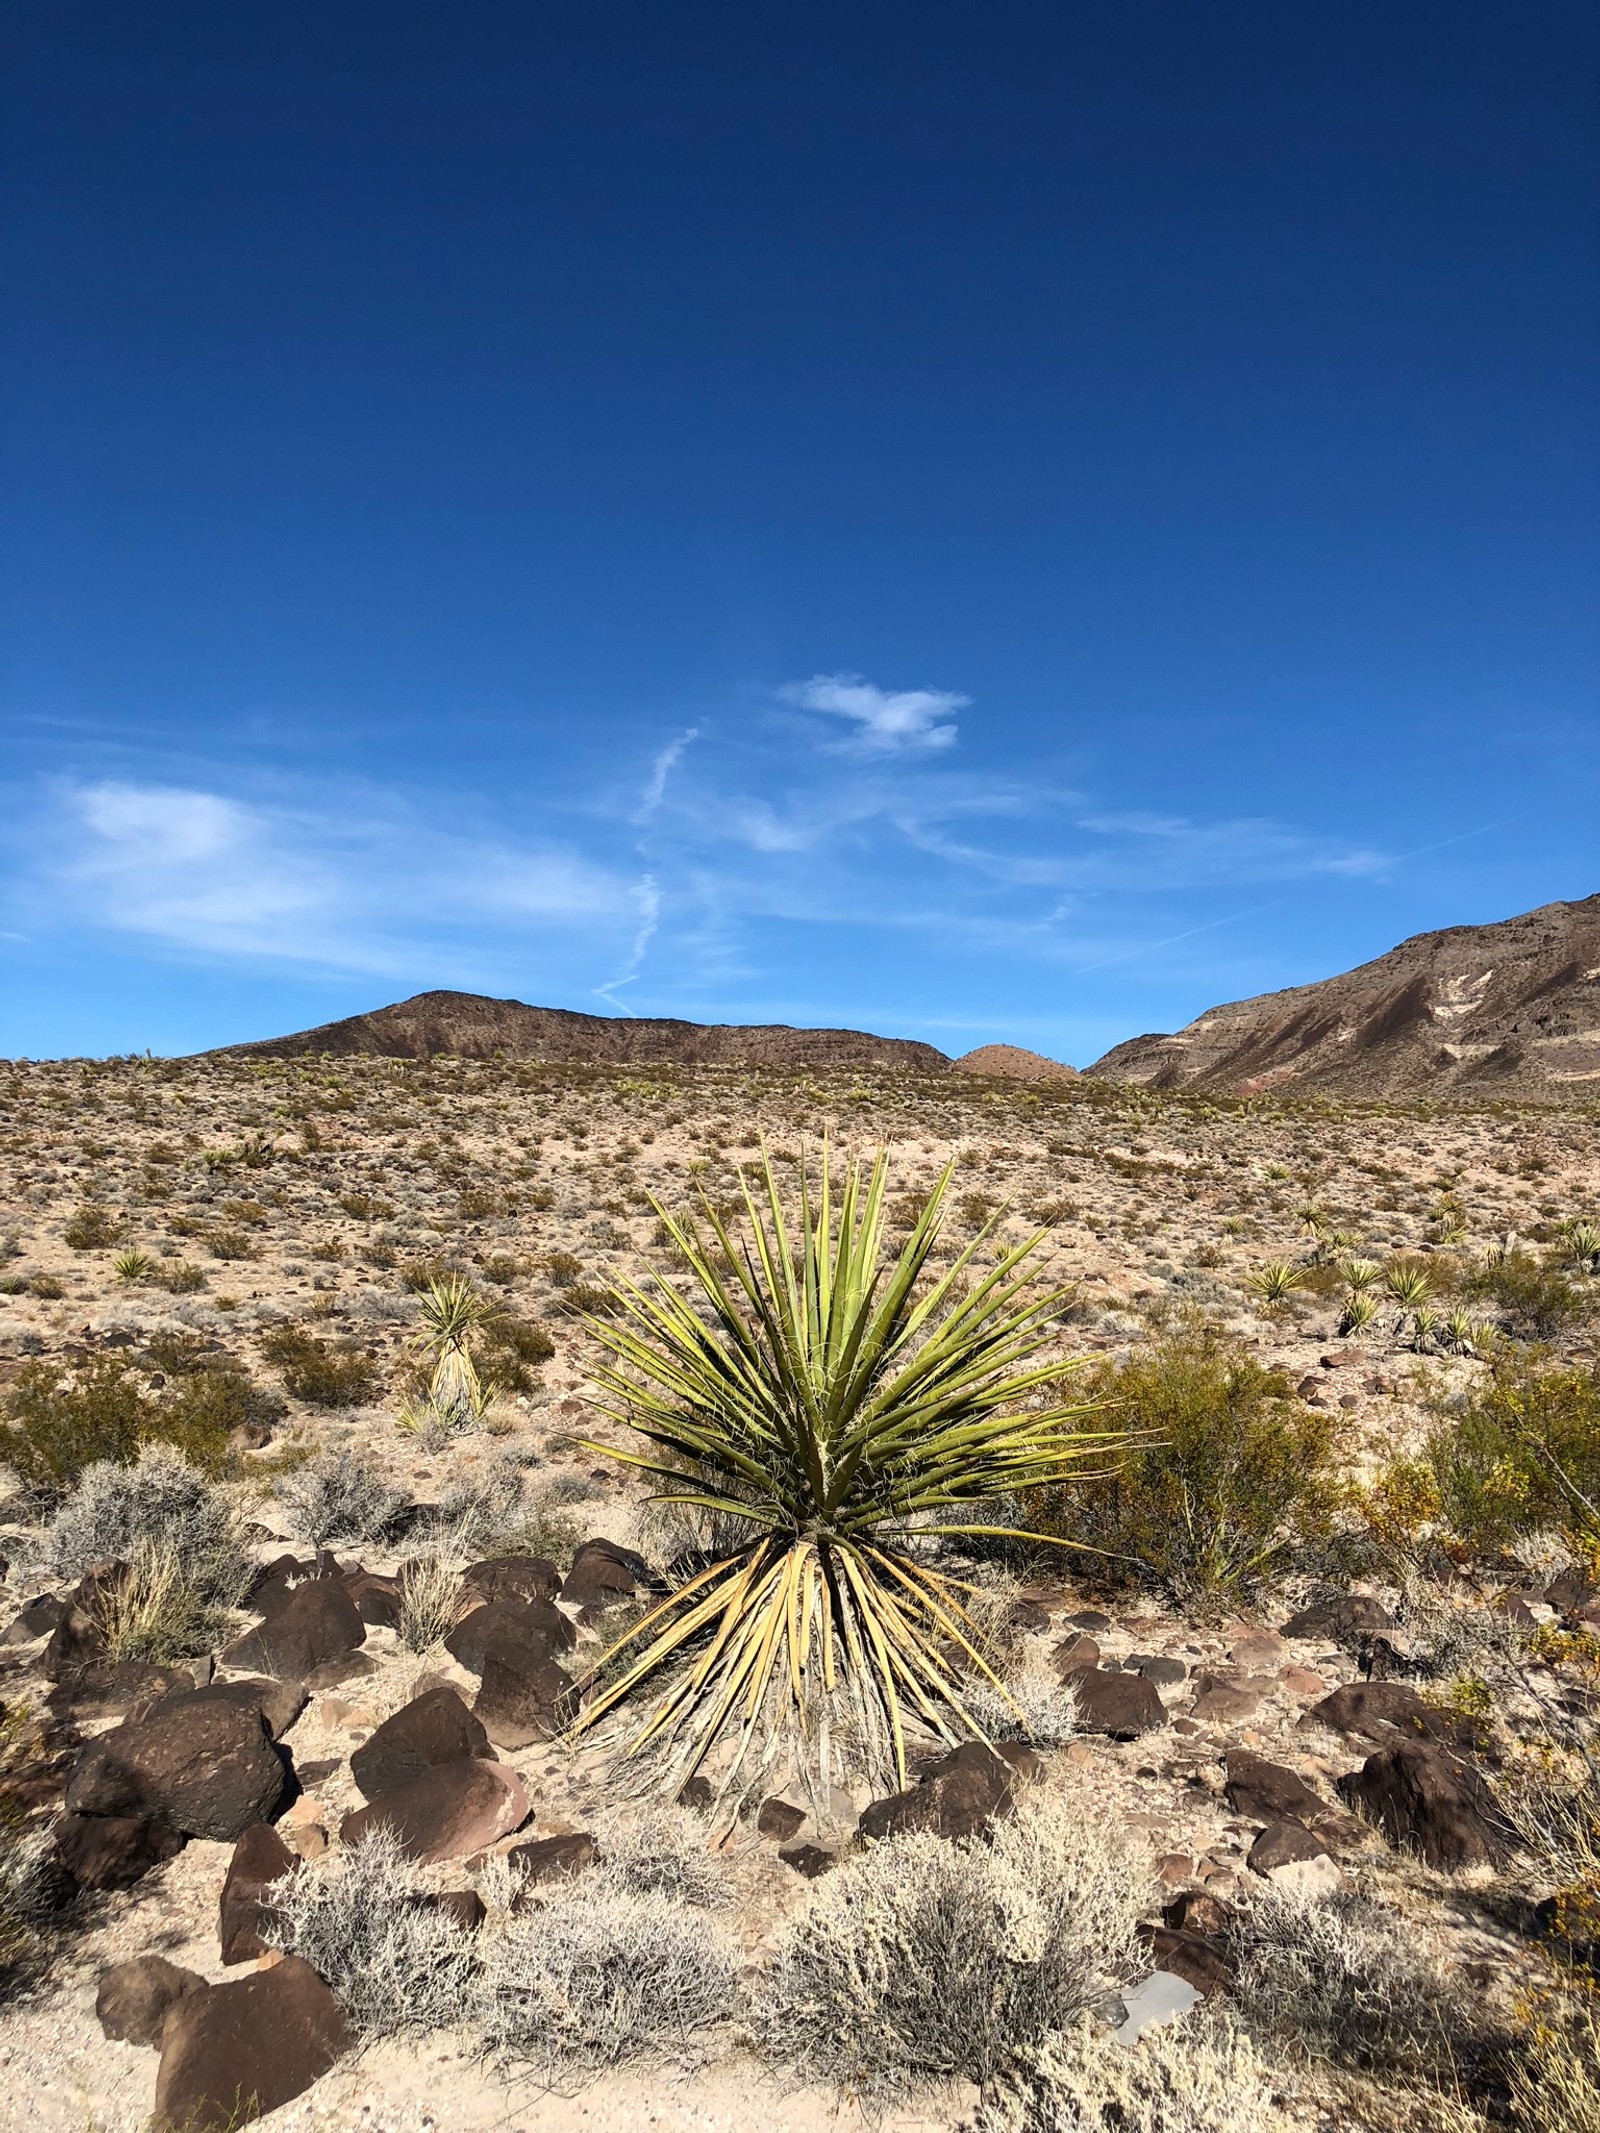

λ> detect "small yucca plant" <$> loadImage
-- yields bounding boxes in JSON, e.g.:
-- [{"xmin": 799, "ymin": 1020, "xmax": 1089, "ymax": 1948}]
[
  {"xmin": 1248, "ymin": 1261, "xmax": 1303, "ymax": 1309},
  {"xmin": 399, "ymin": 1275, "xmax": 497, "ymax": 1439},
  {"xmin": 572, "ymin": 1147, "xmax": 1114, "ymax": 1797},
  {"xmin": 1339, "ymin": 1257, "xmax": 1382, "ymax": 1295},
  {"xmin": 112, "ymin": 1247, "xmax": 153, "ymax": 1283},
  {"xmin": 1383, "ymin": 1259, "xmax": 1432, "ymax": 1310},
  {"xmin": 1340, "ymin": 1289, "xmax": 1378, "ymax": 1335},
  {"xmin": 1440, "ymin": 1307, "xmax": 1485, "ymax": 1357},
  {"xmin": 1560, "ymin": 1221, "xmax": 1600, "ymax": 1275}
]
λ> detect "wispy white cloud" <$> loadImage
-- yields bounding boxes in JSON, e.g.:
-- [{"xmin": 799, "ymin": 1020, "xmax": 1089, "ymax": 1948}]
[
  {"xmin": 779, "ymin": 672, "xmax": 967, "ymax": 753},
  {"xmin": 594, "ymin": 874, "xmax": 662, "ymax": 1006},
  {"xmin": 26, "ymin": 779, "xmax": 635, "ymax": 981},
  {"xmin": 634, "ymin": 727, "xmax": 699, "ymax": 822}
]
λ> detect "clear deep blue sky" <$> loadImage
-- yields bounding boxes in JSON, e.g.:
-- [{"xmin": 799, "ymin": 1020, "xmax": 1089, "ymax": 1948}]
[{"xmin": 3, "ymin": 2, "xmax": 1596, "ymax": 1062}]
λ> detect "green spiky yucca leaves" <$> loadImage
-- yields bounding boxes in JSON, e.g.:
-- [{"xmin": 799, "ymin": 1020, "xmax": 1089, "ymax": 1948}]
[
  {"xmin": 573, "ymin": 1147, "xmax": 1115, "ymax": 1797},
  {"xmin": 399, "ymin": 1274, "xmax": 498, "ymax": 1437}
]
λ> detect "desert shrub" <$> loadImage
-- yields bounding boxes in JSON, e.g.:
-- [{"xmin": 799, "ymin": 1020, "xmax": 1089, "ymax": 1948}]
[
  {"xmin": 259, "ymin": 1325, "xmax": 378, "ymax": 1408},
  {"xmin": 758, "ymin": 1795, "xmax": 1149, "ymax": 2095},
  {"xmin": 1026, "ymin": 1326, "xmax": 1342, "ymax": 1599},
  {"xmin": 1511, "ymin": 2005, "xmax": 1600, "ymax": 2133},
  {"xmin": 963, "ymin": 1643, "xmax": 1079, "ymax": 1748},
  {"xmin": 165, "ymin": 1364, "xmax": 284, "ymax": 1442},
  {"xmin": 590, "ymin": 1806, "xmax": 732, "ymax": 1909},
  {"xmin": 268, "ymin": 1828, "xmax": 479, "ymax": 2038},
  {"xmin": 1467, "ymin": 1252, "xmax": 1590, "ymax": 1341},
  {"xmin": 0, "ymin": 1356, "xmax": 234, "ymax": 1492},
  {"xmin": 150, "ymin": 1259, "xmax": 207, "ymax": 1294},
  {"xmin": 275, "ymin": 1449, "xmax": 410, "ymax": 1545},
  {"xmin": 1232, "ymin": 1886, "xmax": 1482, "ymax": 2085},
  {"xmin": 1422, "ymin": 1356, "xmax": 1600, "ymax": 1559},
  {"xmin": 481, "ymin": 1314, "xmax": 555, "ymax": 1392},
  {"xmin": 0, "ymin": 1706, "xmax": 57, "ymax": 1999},
  {"xmin": 63, "ymin": 1205, "xmax": 123, "ymax": 1249},
  {"xmin": 968, "ymin": 2011, "xmax": 1291, "ymax": 2133},
  {"xmin": 49, "ymin": 1442, "xmax": 250, "ymax": 1589},
  {"xmin": 476, "ymin": 1886, "xmax": 738, "ymax": 2071}
]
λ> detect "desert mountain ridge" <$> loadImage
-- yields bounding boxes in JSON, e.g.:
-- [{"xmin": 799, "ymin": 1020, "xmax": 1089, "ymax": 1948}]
[
  {"xmin": 216, "ymin": 989, "xmax": 1074, "ymax": 1081},
  {"xmin": 1086, "ymin": 892, "xmax": 1600, "ymax": 1101}
]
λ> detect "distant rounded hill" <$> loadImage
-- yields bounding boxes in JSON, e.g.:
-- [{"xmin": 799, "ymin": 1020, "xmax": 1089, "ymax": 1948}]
[
  {"xmin": 217, "ymin": 990, "xmax": 953, "ymax": 1074},
  {"xmin": 953, "ymin": 1044, "xmax": 1079, "ymax": 1082}
]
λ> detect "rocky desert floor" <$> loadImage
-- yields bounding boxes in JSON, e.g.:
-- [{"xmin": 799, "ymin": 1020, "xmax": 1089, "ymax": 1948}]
[{"xmin": 1, "ymin": 1051, "xmax": 1598, "ymax": 2133}]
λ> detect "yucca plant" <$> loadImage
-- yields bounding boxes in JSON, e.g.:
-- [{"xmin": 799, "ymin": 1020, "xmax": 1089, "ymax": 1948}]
[
  {"xmin": 571, "ymin": 1147, "xmax": 1114, "ymax": 1798},
  {"xmin": 1383, "ymin": 1258, "xmax": 1432, "ymax": 1310},
  {"xmin": 1408, "ymin": 1303, "xmax": 1438, "ymax": 1351},
  {"xmin": 1339, "ymin": 1256, "xmax": 1382, "ymax": 1295},
  {"xmin": 1440, "ymin": 1307, "xmax": 1485, "ymax": 1357},
  {"xmin": 399, "ymin": 1275, "xmax": 497, "ymax": 1439},
  {"xmin": 112, "ymin": 1247, "xmax": 153, "ymax": 1283},
  {"xmin": 1340, "ymin": 1289, "xmax": 1378, "ymax": 1335},
  {"xmin": 1560, "ymin": 1221, "xmax": 1600, "ymax": 1275},
  {"xmin": 1247, "ymin": 1261, "xmax": 1303, "ymax": 1309}
]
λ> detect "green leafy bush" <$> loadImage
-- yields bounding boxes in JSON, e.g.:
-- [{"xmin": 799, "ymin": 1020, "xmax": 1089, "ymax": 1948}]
[
  {"xmin": 1028, "ymin": 1325, "xmax": 1343, "ymax": 1598},
  {"xmin": 62, "ymin": 1205, "xmax": 123, "ymax": 1249},
  {"xmin": 1467, "ymin": 1250, "xmax": 1590, "ymax": 1341},
  {"xmin": 1421, "ymin": 1355, "xmax": 1600, "ymax": 1558},
  {"xmin": 260, "ymin": 1325, "xmax": 379, "ymax": 1408},
  {"xmin": 0, "ymin": 1357, "xmax": 236, "ymax": 1490}
]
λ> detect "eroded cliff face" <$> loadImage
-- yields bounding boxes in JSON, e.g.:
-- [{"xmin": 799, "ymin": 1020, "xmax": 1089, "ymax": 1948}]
[{"xmin": 1088, "ymin": 894, "xmax": 1600, "ymax": 1101}]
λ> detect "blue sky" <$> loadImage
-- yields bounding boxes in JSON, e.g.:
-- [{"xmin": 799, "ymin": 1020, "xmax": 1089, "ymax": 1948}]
[{"xmin": 3, "ymin": 1, "xmax": 1596, "ymax": 1063}]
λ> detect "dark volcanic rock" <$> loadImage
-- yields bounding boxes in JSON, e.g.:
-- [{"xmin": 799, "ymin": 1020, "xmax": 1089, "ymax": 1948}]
[
  {"xmin": 128, "ymin": 1677, "xmax": 308, "ymax": 1742},
  {"xmin": 473, "ymin": 1633, "xmax": 576, "ymax": 1749},
  {"xmin": 1339, "ymin": 1741, "xmax": 1504, "ymax": 1870},
  {"xmin": 1247, "ymin": 1820, "xmax": 1331, "ymax": 1873},
  {"xmin": 65, "ymin": 1700, "xmax": 287, "ymax": 1842},
  {"xmin": 444, "ymin": 1597, "xmax": 575, "ymax": 1676},
  {"xmin": 508, "ymin": 1830, "xmax": 598, "ymax": 1887},
  {"xmin": 2, "ymin": 1593, "xmax": 65, "ymax": 1644},
  {"xmin": 756, "ymin": 1796, "xmax": 807, "ymax": 1841},
  {"xmin": 219, "ymin": 1823, "xmax": 300, "ymax": 1964},
  {"xmin": 225, "ymin": 1576, "xmax": 366, "ymax": 1680},
  {"xmin": 152, "ymin": 1955, "xmax": 354, "ymax": 2132},
  {"xmin": 1140, "ymin": 1925, "xmax": 1233, "ymax": 1997},
  {"xmin": 340, "ymin": 1758, "xmax": 529, "ymax": 1863},
  {"xmin": 1311, "ymin": 1681, "xmax": 1488, "ymax": 1754},
  {"xmin": 1280, "ymin": 1594, "xmax": 1396, "ymax": 1643},
  {"xmin": 560, "ymin": 1537, "xmax": 655, "ymax": 1621},
  {"xmin": 1224, "ymin": 1750, "xmax": 1357, "ymax": 1843},
  {"xmin": 350, "ymin": 1686, "xmax": 495, "ymax": 1802},
  {"xmin": 859, "ymin": 1742, "xmax": 1016, "ymax": 1842},
  {"xmin": 55, "ymin": 1811, "xmax": 184, "ymax": 1889},
  {"xmin": 460, "ymin": 1555, "xmax": 562, "ymax": 1607},
  {"xmin": 1071, "ymin": 1666, "xmax": 1167, "ymax": 1739},
  {"xmin": 780, "ymin": 1842, "xmax": 839, "ymax": 1879},
  {"xmin": 96, "ymin": 1955, "xmax": 208, "ymax": 2047}
]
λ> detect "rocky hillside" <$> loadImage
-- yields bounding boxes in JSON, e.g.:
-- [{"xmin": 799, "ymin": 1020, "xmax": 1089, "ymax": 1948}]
[
  {"xmin": 953, "ymin": 1044, "xmax": 1079, "ymax": 1082},
  {"xmin": 1088, "ymin": 893, "xmax": 1600, "ymax": 1102},
  {"xmin": 219, "ymin": 990, "xmax": 952, "ymax": 1075}
]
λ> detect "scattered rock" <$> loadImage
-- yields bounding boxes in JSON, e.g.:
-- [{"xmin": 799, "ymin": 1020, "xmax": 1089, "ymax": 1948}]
[
  {"xmin": 756, "ymin": 1796, "xmax": 807, "ymax": 1841},
  {"xmin": 66, "ymin": 1699, "xmax": 288, "ymax": 1843},
  {"xmin": 859, "ymin": 1741, "xmax": 1016, "ymax": 1841},
  {"xmin": 508, "ymin": 1830, "xmax": 598, "ymax": 1885},
  {"xmin": 54, "ymin": 1811, "xmax": 184, "ymax": 1889},
  {"xmin": 473, "ymin": 1633, "xmax": 577, "ymax": 1749},
  {"xmin": 152, "ymin": 1955, "xmax": 354, "ymax": 2132},
  {"xmin": 1280, "ymin": 1594, "xmax": 1394, "ymax": 1643},
  {"xmin": 1339, "ymin": 1741, "xmax": 1504, "ymax": 1870},
  {"xmin": 219, "ymin": 1823, "xmax": 300, "ymax": 1964},
  {"xmin": 349, "ymin": 1686, "xmax": 495, "ymax": 1802},
  {"xmin": 96, "ymin": 1955, "xmax": 208, "ymax": 2047},
  {"xmin": 2, "ymin": 1593, "xmax": 65, "ymax": 1644},
  {"xmin": 225, "ymin": 1577, "xmax": 366, "ymax": 1681},
  {"xmin": 1224, "ymin": 1750, "xmax": 1357, "ymax": 1843},
  {"xmin": 1072, "ymin": 1667, "xmax": 1167, "ymax": 1739},
  {"xmin": 460, "ymin": 1555, "xmax": 562, "ymax": 1607},
  {"xmin": 560, "ymin": 1536, "xmax": 655, "ymax": 1622},
  {"xmin": 1547, "ymin": 1565, "xmax": 1596, "ymax": 1616},
  {"xmin": 1005, "ymin": 1597, "xmax": 1053, "ymax": 1635},
  {"xmin": 1164, "ymin": 1888, "xmax": 1235, "ymax": 1938},
  {"xmin": 1068, "ymin": 1609, "xmax": 1113, "ymax": 1631},
  {"xmin": 1140, "ymin": 1927, "xmax": 1233, "ymax": 1997},
  {"xmin": 341, "ymin": 1758, "xmax": 529, "ymax": 1863},
  {"xmin": 1311, "ymin": 1681, "xmax": 1487, "ymax": 1754},
  {"xmin": 445, "ymin": 1597, "xmax": 576, "ymax": 1675},
  {"xmin": 344, "ymin": 1571, "xmax": 402, "ymax": 1629},
  {"xmin": 779, "ymin": 1842, "xmax": 839, "ymax": 1879},
  {"xmin": 429, "ymin": 1887, "xmax": 487, "ymax": 1931},
  {"xmin": 128, "ymin": 1677, "xmax": 308, "ymax": 1742},
  {"xmin": 1126, "ymin": 1654, "xmax": 1188, "ymax": 1687},
  {"xmin": 45, "ymin": 1658, "xmax": 191, "ymax": 1721}
]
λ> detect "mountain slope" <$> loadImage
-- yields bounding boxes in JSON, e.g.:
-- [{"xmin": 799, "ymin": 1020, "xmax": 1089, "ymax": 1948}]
[
  {"xmin": 1086, "ymin": 894, "xmax": 1600, "ymax": 1102},
  {"xmin": 218, "ymin": 990, "xmax": 952, "ymax": 1074}
]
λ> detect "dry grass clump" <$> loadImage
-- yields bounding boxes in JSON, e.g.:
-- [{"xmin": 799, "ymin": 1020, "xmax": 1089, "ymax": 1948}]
[
  {"xmin": 267, "ymin": 1828, "xmax": 480, "ymax": 2038},
  {"xmin": 967, "ymin": 2012, "xmax": 1292, "ymax": 2133},
  {"xmin": 395, "ymin": 1553, "xmax": 470, "ymax": 1653},
  {"xmin": 1511, "ymin": 2006, "xmax": 1600, "ymax": 2133},
  {"xmin": 589, "ymin": 1804, "xmax": 733, "ymax": 1909},
  {"xmin": 476, "ymin": 1887, "xmax": 739, "ymax": 2073},
  {"xmin": 1231, "ymin": 1886, "xmax": 1484, "ymax": 2087},
  {"xmin": 274, "ymin": 1448, "xmax": 410, "ymax": 1545},
  {"xmin": 0, "ymin": 1706, "xmax": 58, "ymax": 1999},
  {"xmin": 758, "ymin": 1793, "xmax": 1150, "ymax": 2095}
]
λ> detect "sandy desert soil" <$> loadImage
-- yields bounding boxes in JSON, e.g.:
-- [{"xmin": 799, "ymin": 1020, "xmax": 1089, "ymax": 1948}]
[{"xmin": 1, "ymin": 1052, "xmax": 1597, "ymax": 2131}]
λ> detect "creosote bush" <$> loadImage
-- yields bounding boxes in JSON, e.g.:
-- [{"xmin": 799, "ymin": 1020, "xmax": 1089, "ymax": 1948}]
[
  {"xmin": 968, "ymin": 2012, "xmax": 1291, "ymax": 2133},
  {"xmin": 759, "ymin": 1794, "xmax": 1149, "ymax": 2096},
  {"xmin": 0, "ymin": 1356, "xmax": 236, "ymax": 1492},
  {"xmin": 1027, "ymin": 1323, "xmax": 1343, "ymax": 1599},
  {"xmin": 1420, "ymin": 1355, "xmax": 1600, "ymax": 1560},
  {"xmin": 1466, "ymin": 1251, "xmax": 1590, "ymax": 1342},
  {"xmin": 259, "ymin": 1324, "xmax": 379, "ymax": 1409}
]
